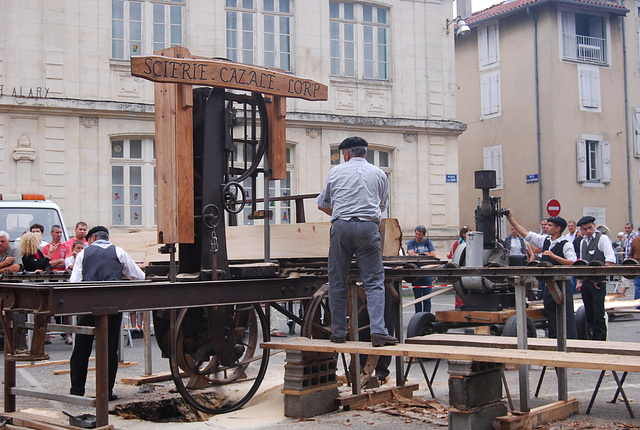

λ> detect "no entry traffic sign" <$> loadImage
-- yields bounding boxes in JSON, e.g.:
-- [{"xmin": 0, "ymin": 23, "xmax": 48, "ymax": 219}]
[{"xmin": 546, "ymin": 199, "xmax": 561, "ymax": 217}]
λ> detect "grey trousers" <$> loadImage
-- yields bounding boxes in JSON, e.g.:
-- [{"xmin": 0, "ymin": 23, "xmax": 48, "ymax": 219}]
[{"xmin": 328, "ymin": 219, "xmax": 388, "ymax": 338}]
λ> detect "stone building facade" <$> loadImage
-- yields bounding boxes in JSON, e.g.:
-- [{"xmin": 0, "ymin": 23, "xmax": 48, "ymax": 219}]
[{"xmin": 0, "ymin": 0, "xmax": 464, "ymax": 254}]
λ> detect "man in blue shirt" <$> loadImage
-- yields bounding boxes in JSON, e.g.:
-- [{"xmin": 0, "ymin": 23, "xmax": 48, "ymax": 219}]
[
  {"xmin": 406, "ymin": 225, "xmax": 436, "ymax": 313},
  {"xmin": 317, "ymin": 136, "xmax": 397, "ymax": 347}
]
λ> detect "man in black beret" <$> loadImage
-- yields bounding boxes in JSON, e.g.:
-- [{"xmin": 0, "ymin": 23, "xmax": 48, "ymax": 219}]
[
  {"xmin": 575, "ymin": 216, "xmax": 616, "ymax": 340},
  {"xmin": 506, "ymin": 209, "xmax": 577, "ymax": 339},
  {"xmin": 317, "ymin": 136, "xmax": 398, "ymax": 347},
  {"xmin": 69, "ymin": 226, "xmax": 145, "ymax": 401}
]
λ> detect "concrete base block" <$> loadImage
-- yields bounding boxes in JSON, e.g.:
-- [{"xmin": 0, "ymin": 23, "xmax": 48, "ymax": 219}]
[
  {"xmin": 284, "ymin": 387, "xmax": 339, "ymax": 418},
  {"xmin": 449, "ymin": 368, "xmax": 502, "ymax": 409},
  {"xmin": 448, "ymin": 402, "xmax": 508, "ymax": 430}
]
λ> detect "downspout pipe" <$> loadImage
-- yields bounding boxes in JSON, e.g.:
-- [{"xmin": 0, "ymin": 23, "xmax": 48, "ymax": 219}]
[
  {"xmin": 527, "ymin": 7, "xmax": 543, "ymax": 220},
  {"xmin": 622, "ymin": 3, "xmax": 634, "ymax": 222}
]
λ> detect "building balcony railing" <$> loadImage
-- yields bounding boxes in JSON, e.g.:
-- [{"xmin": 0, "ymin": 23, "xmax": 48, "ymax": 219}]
[{"xmin": 562, "ymin": 34, "xmax": 606, "ymax": 64}]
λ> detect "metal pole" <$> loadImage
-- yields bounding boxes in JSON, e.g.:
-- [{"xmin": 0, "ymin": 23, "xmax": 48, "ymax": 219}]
[
  {"xmin": 263, "ymin": 148, "xmax": 271, "ymax": 262},
  {"xmin": 95, "ymin": 314, "xmax": 109, "ymax": 427},
  {"xmin": 515, "ymin": 277, "xmax": 530, "ymax": 412}
]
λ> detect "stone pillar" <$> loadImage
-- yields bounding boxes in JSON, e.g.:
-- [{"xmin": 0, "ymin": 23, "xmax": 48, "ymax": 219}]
[{"xmin": 12, "ymin": 133, "xmax": 36, "ymax": 193}]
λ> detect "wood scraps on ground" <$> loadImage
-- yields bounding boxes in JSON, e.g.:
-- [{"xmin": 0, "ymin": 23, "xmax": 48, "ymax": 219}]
[{"xmin": 361, "ymin": 393, "xmax": 448, "ymax": 426}]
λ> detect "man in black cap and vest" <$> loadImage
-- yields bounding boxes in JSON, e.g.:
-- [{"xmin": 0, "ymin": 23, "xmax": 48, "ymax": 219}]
[
  {"xmin": 506, "ymin": 210, "xmax": 578, "ymax": 339},
  {"xmin": 317, "ymin": 136, "xmax": 398, "ymax": 347},
  {"xmin": 575, "ymin": 216, "xmax": 616, "ymax": 340},
  {"xmin": 69, "ymin": 226, "xmax": 145, "ymax": 400}
]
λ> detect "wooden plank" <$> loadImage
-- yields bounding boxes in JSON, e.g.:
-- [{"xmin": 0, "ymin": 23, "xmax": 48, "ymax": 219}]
[
  {"xmin": 435, "ymin": 308, "xmax": 546, "ymax": 324},
  {"xmin": 131, "ymin": 54, "xmax": 328, "ymax": 101},
  {"xmin": 120, "ymin": 371, "xmax": 186, "ymax": 386},
  {"xmin": 380, "ymin": 218, "xmax": 402, "ymax": 257},
  {"xmin": 403, "ymin": 286, "xmax": 453, "ymax": 309},
  {"xmin": 261, "ymin": 338, "xmax": 640, "ymax": 372},
  {"xmin": 281, "ymin": 381, "xmax": 342, "ymax": 396},
  {"xmin": 605, "ymin": 298, "xmax": 640, "ymax": 310},
  {"xmin": 337, "ymin": 384, "xmax": 419, "ymax": 409},
  {"xmin": 9, "ymin": 389, "xmax": 95, "ymax": 407},
  {"xmin": 16, "ymin": 357, "xmax": 94, "ymax": 369},
  {"xmin": 52, "ymin": 361, "xmax": 138, "ymax": 376},
  {"xmin": 494, "ymin": 399, "xmax": 579, "ymax": 430},
  {"xmin": 267, "ymin": 95, "xmax": 287, "ymax": 180},
  {"xmin": 227, "ymin": 222, "xmax": 331, "ymax": 259},
  {"xmin": 4, "ymin": 413, "xmax": 114, "ymax": 430},
  {"xmin": 407, "ymin": 333, "xmax": 640, "ymax": 356}
]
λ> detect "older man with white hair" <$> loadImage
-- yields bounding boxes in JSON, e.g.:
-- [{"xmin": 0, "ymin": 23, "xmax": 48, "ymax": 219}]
[{"xmin": 0, "ymin": 231, "xmax": 21, "ymax": 274}]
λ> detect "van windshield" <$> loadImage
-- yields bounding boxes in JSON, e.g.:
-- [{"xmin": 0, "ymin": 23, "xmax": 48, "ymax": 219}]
[{"xmin": 0, "ymin": 207, "xmax": 66, "ymax": 244}]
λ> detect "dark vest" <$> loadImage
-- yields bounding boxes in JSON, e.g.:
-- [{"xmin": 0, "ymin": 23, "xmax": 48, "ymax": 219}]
[
  {"xmin": 580, "ymin": 232, "xmax": 605, "ymax": 263},
  {"xmin": 541, "ymin": 237, "xmax": 568, "ymax": 266},
  {"xmin": 82, "ymin": 244, "xmax": 122, "ymax": 281}
]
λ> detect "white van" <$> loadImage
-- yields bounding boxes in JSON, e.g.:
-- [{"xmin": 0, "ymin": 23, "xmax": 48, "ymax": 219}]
[{"xmin": 0, "ymin": 194, "xmax": 69, "ymax": 244}]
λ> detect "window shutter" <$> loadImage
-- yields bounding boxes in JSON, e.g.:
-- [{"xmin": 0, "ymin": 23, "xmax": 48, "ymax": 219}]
[
  {"xmin": 478, "ymin": 26, "xmax": 488, "ymax": 67},
  {"xmin": 579, "ymin": 69, "xmax": 600, "ymax": 109},
  {"xmin": 487, "ymin": 25, "xmax": 498, "ymax": 64},
  {"xmin": 481, "ymin": 74, "xmax": 491, "ymax": 116},
  {"xmin": 490, "ymin": 73, "xmax": 501, "ymax": 113},
  {"xmin": 600, "ymin": 140, "xmax": 611, "ymax": 183},
  {"xmin": 576, "ymin": 138, "xmax": 587, "ymax": 182}
]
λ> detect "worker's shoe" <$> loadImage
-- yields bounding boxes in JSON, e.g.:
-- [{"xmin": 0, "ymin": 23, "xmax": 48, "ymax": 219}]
[
  {"xmin": 371, "ymin": 333, "xmax": 399, "ymax": 347},
  {"xmin": 330, "ymin": 335, "xmax": 346, "ymax": 343},
  {"xmin": 109, "ymin": 392, "xmax": 119, "ymax": 401}
]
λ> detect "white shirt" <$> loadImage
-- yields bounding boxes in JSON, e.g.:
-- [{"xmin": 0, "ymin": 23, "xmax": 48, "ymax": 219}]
[
  {"xmin": 70, "ymin": 240, "xmax": 145, "ymax": 282},
  {"xmin": 525, "ymin": 231, "xmax": 577, "ymax": 262},
  {"xmin": 317, "ymin": 157, "xmax": 389, "ymax": 223},
  {"xmin": 563, "ymin": 231, "xmax": 577, "ymax": 243}
]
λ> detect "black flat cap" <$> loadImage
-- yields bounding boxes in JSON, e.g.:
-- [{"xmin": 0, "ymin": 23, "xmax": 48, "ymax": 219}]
[
  {"xmin": 338, "ymin": 136, "xmax": 368, "ymax": 150},
  {"xmin": 546, "ymin": 216, "xmax": 567, "ymax": 232},
  {"xmin": 576, "ymin": 216, "xmax": 596, "ymax": 226},
  {"xmin": 86, "ymin": 225, "xmax": 109, "ymax": 238}
]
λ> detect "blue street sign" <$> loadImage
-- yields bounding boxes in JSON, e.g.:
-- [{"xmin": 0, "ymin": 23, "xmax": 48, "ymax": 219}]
[
  {"xmin": 526, "ymin": 174, "xmax": 539, "ymax": 183},
  {"xmin": 446, "ymin": 174, "xmax": 458, "ymax": 183}
]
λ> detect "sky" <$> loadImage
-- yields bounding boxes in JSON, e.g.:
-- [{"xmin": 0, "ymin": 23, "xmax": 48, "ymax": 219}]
[{"xmin": 472, "ymin": 0, "xmax": 503, "ymax": 13}]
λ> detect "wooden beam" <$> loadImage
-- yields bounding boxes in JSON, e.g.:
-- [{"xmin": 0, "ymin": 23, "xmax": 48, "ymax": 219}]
[
  {"xmin": 402, "ymin": 286, "xmax": 453, "ymax": 309},
  {"xmin": 154, "ymin": 65, "xmax": 194, "ymax": 244},
  {"xmin": 494, "ymin": 399, "xmax": 579, "ymax": 430},
  {"xmin": 267, "ymin": 95, "xmax": 287, "ymax": 180},
  {"xmin": 435, "ymin": 308, "xmax": 546, "ymax": 324},
  {"xmin": 121, "ymin": 371, "xmax": 186, "ymax": 386},
  {"xmin": 52, "ymin": 361, "xmax": 138, "ymax": 375},
  {"xmin": 336, "ymin": 384, "xmax": 419, "ymax": 410},
  {"xmin": 227, "ymin": 222, "xmax": 331, "ymax": 259},
  {"xmin": 261, "ymin": 338, "xmax": 640, "ymax": 372},
  {"xmin": 131, "ymin": 53, "xmax": 328, "ymax": 101},
  {"xmin": 380, "ymin": 218, "xmax": 402, "ymax": 257},
  {"xmin": 407, "ymin": 333, "xmax": 640, "ymax": 356}
]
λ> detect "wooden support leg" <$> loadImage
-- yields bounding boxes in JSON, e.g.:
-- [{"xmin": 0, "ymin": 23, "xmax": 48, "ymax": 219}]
[
  {"xmin": 535, "ymin": 366, "xmax": 547, "ymax": 397},
  {"xmin": 94, "ymin": 315, "xmax": 109, "ymax": 427},
  {"xmin": 4, "ymin": 337, "xmax": 15, "ymax": 413},
  {"xmin": 610, "ymin": 371, "xmax": 628, "ymax": 404},
  {"xmin": 586, "ymin": 370, "xmax": 606, "ymax": 414},
  {"xmin": 612, "ymin": 371, "xmax": 634, "ymax": 418}
]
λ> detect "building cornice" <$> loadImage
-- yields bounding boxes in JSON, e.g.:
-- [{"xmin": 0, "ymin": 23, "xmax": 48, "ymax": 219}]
[
  {"xmin": 0, "ymin": 98, "xmax": 468, "ymax": 136},
  {"xmin": 0, "ymin": 97, "xmax": 155, "ymax": 120},
  {"xmin": 286, "ymin": 112, "xmax": 467, "ymax": 136}
]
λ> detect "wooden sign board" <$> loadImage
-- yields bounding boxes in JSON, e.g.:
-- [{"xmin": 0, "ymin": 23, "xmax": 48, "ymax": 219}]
[
  {"xmin": 131, "ymin": 47, "xmax": 328, "ymax": 244},
  {"xmin": 131, "ymin": 55, "xmax": 328, "ymax": 101}
]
